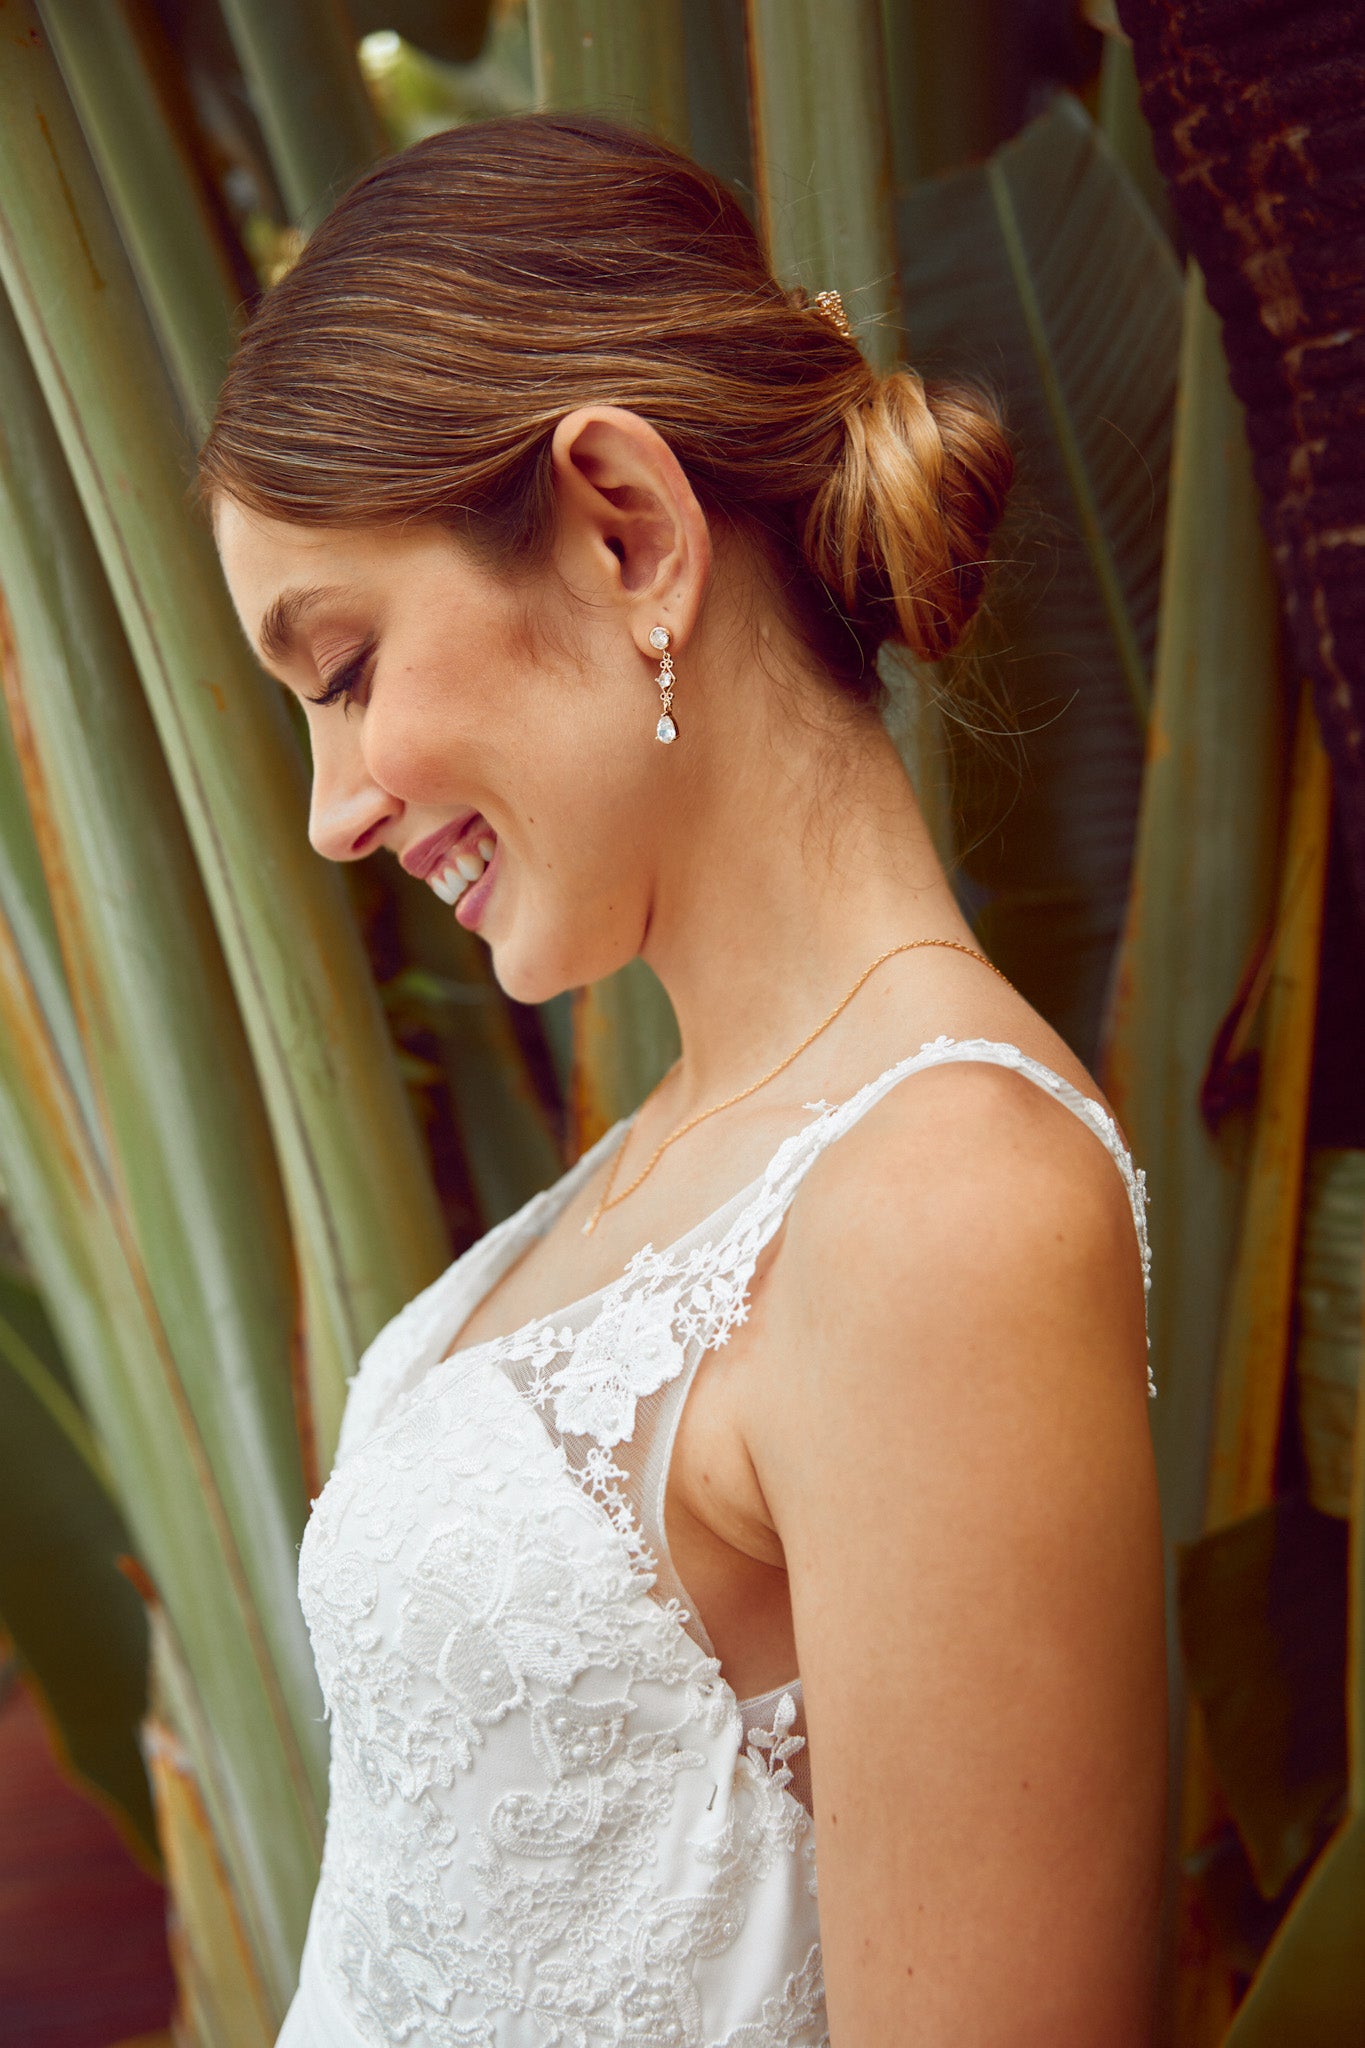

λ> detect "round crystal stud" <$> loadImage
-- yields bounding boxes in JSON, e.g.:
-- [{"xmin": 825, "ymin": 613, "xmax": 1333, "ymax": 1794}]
[
  {"xmin": 656, "ymin": 713, "xmax": 678, "ymax": 743},
  {"xmin": 648, "ymin": 625, "xmax": 671, "ymax": 652}
]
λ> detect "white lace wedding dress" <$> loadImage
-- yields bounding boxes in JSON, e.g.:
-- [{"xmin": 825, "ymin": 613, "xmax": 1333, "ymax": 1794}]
[{"xmin": 277, "ymin": 1037, "xmax": 1153, "ymax": 2048}]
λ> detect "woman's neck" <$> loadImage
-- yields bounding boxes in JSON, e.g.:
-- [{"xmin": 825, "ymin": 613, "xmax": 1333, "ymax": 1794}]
[{"xmin": 639, "ymin": 626, "xmax": 977, "ymax": 1117}]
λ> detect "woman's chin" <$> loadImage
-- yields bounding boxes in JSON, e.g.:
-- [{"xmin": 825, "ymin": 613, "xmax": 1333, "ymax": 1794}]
[
  {"xmin": 491, "ymin": 927, "xmax": 621, "ymax": 1012},
  {"xmin": 485, "ymin": 933, "xmax": 572, "ymax": 1010}
]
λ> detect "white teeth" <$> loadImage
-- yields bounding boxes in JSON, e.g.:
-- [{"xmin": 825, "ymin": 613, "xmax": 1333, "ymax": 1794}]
[{"xmin": 427, "ymin": 831, "xmax": 493, "ymax": 906}]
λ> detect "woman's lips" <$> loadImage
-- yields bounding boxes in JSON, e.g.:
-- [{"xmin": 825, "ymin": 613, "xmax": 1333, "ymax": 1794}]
[
  {"xmin": 401, "ymin": 810, "xmax": 483, "ymax": 881},
  {"xmin": 454, "ymin": 836, "xmax": 499, "ymax": 929}
]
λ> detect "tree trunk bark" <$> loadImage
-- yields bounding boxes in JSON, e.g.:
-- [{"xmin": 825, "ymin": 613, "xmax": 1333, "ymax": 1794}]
[{"xmin": 1115, "ymin": 0, "xmax": 1365, "ymax": 921}]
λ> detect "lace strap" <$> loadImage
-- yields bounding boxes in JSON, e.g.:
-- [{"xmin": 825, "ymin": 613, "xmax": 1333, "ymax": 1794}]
[{"xmin": 708, "ymin": 1036, "xmax": 1155, "ymax": 1397}]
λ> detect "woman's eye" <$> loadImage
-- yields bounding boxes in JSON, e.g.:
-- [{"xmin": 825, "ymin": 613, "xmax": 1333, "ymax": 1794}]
[{"xmin": 308, "ymin": 643, "xmax": 374, "ymax": 709}]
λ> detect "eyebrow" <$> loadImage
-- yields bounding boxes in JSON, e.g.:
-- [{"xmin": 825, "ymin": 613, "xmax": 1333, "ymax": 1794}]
[{"xmin": 256, "ymin": 584, "xmax": 340, "ymax": 664}]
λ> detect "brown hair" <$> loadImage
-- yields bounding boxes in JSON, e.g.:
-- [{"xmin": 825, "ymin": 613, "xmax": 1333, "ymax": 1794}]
[{"xmin": 201, "ymin": 114, "xmax": 1013, "ymax": 708}]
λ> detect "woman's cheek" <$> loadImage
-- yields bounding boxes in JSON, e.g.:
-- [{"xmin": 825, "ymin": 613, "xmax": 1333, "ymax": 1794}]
[{"xmin": 363, "ymin": 702, "xmax": 461, "ymax": 806}]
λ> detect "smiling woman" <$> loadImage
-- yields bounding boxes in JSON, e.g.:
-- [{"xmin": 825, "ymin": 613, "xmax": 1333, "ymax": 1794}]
[{"xmin": 202, "ymin": 113, "xmax": 1165, "ymax": 2048}]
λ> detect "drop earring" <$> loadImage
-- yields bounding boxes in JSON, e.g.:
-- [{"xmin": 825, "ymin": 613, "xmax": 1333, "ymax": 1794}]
[{"xmin": 649, "ymin": 625, "xmax": 677, "ymax": 743}]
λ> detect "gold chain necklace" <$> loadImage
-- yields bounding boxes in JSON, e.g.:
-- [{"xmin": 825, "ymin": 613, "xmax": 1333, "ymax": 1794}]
[{"xmin": 580, "ymin": 937, "xmax": 1012, "ymax": 1235}]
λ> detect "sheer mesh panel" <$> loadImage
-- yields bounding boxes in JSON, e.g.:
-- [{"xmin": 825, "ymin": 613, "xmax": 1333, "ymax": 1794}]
[{"xmin": 481, "ymin": 1148, "xmax": 820, "ymax": 1815}]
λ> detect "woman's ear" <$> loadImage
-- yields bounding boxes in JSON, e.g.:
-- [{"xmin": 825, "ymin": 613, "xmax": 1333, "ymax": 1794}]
[{"xmin": 548, "ymin": 405, "xmax": 711, "ymax": 654}]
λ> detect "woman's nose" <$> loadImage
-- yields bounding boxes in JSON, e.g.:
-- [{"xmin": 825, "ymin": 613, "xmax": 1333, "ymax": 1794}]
[{"xmin": 308, "ymin": 750, "xmax": 399, "ymax": 862}]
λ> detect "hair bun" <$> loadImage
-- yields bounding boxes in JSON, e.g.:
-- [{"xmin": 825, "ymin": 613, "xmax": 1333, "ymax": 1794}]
[{"xmin": 803, "ymin": 366, "xmax": 1014, "ymax": 665}]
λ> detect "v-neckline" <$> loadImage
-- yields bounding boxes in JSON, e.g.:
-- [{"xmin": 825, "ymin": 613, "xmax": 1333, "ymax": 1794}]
[{"xmin": 438, "ymin": 1109, "xmax": 795, "ymax": 1369}]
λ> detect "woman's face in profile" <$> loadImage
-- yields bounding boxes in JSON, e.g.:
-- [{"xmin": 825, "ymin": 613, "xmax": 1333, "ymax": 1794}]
[{"xmin": 215, "ymin": 498, "xmax": 672, "ymax": 1005}]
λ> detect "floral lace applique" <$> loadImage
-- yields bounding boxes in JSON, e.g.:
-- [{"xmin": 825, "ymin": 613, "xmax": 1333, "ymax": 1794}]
[
  {"xmin": 745, "ymin": 1692, "xmax": 806, "ymax": 1798},
  {"xmin": 537, "ymin": 1287, "xmax": 688, "ymax": 1446},
  {"xmin": 293, "ymin": 1355, "xmax": 824, "ymax": 2048},
  {"xmin": 719, "ymin": 1943, "xmax": 828, "ymax": 2048}
]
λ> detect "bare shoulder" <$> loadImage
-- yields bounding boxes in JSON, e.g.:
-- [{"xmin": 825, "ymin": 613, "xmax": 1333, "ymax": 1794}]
[
  {"xmin": 751, "ymin": 1049, "xmax": 1153, "ymax": 1563},
  {"xmin": 752, "ymin": 1046, "xmax": 1155, "ymax": 1557},
  {"xmin": 770, "ymin": 1051, "xmax": 1147, "ymax": 1399}
]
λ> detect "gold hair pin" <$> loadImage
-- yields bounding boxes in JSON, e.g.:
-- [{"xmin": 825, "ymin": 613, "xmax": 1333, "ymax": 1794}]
[{"xmin": 813, "ymin": 288, "xmax": 852, "ymax": 339}]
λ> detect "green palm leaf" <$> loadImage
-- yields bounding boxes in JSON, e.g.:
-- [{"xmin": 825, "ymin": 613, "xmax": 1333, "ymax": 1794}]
[
  {"xmin": 1098, "ymin": 263, "xmax": 1292, "ymax": 2019},
  {"xmin": 528, "ymin": 0, "xmax": 688, "ymax": 148},
  {"xmin": 0, "ymin": 1266, "xmax": 154, "ymax": 1865},
  {"xmin": 217, "ymin": 0, "xmax": 386, "ymax": 224},
  {"xmin": 1101, "ymin": 265, "xmax": 1287, "ymax": 1553},
  {"xmin": 0, "ymin": 267, "xmax": 316, "ymax": 1663},
  {"xmin": 0, "ymin": 905, "xmax": 319, "ymax": 2011},
  {"xmin": 0, "ymin": 627, "xmax": 94, "ymax": 1139},
  {"xmin": 1224, "ymin": 1326, "xmax": 1365, "ymax": 2042},
  {"xmin": 0, "ymin": 265, "xmax": 324, "ymax": 1789},
  {"xmin": 0, "ymin": 5, "xmax": 448, "ymax": 1470},
  {"xmin": 744, "ymin": 0, "xmax": 900, "ymax": 367},
  {"xmin": 899, "ymin": 93, "xmax": 1183, "ymax": 1059},
  {"xmin": 42, "ymin": 0, "xmax": 245, "ymax": 431}
]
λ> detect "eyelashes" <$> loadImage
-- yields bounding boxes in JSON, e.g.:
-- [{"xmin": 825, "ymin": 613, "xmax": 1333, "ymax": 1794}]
[{"xmin": 308, "ymin": 641, "xmax": 375, "ymax": 709}]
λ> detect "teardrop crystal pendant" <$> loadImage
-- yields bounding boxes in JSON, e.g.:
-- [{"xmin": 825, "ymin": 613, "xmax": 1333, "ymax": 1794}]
[{"xmin": 650, "ymin": 626, "xmax": 676, "ymax": 742}]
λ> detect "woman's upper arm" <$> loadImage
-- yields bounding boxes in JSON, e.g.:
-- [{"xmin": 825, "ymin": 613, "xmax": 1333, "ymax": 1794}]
[{"xmin": 754, "ymin": 1066, "xmax": 1167, "ymax": 2048}]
